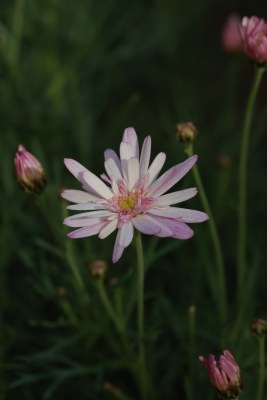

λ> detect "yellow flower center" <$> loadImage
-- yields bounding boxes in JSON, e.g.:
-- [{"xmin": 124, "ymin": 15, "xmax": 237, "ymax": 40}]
[{"xmin": 118, "ymin": 194, "xmax": 137, "ymax": 210}]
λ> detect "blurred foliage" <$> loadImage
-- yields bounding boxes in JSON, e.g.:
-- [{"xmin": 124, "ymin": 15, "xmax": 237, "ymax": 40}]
[{"xmin": 1, "ymin": 0, "xmax": 267, "ymax": 399}]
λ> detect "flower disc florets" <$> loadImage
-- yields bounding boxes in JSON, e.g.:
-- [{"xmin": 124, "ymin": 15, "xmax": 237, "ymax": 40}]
[{"xmin": 62, "ymin": 127, "xmax": 208, "ymax": 262}]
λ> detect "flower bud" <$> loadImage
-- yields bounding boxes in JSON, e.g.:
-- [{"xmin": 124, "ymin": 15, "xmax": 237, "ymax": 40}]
[
  {"xmin": 250, "ymin": 318, "xmax": 267, "ymax": 337},
  {"xmin": 199, "ymin": 350, "xmax": 243, "ymax": 399},
  {"xmin": 14, "ymin": 144, "xmax": 47, "ymax": 194},
  {"xmin": 88, "ymin": 259, "xmax": 108, "ymax": 278},
  {"xmin": 239, "ymin": 16, "xmax": 267, "ymax": 64},
  {"xmin": 221, "ymin": 14, "xmax": 243, "ymax": 52},
  {"xmin": 176, "ymin": 122, "xmax": 198, "ymax": 143}
]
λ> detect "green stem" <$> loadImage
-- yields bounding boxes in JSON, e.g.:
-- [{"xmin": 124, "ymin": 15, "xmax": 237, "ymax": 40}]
[
  {"xmin": 65, "ymin": 239, "xmax": 87, "ymax": 293},
  {"xmin": 61, "ymin": 202, "xmax": 89, "ymax": 300},
  {"xmin": 185, "ymin": 144, "xmax": 227, "ymax": 324},
  {"xmin": 135, "ymin": 232, "xmax": 147, "ymax": 400},
  {"xmin": 96, "ymin": 279, "xmax": 124, "ymax": 334},
  {"xmin": 188, "ymin": 305, "xmax": 196, "ymax": 400},
  {"xmin": 10, "ymin": 0, "xmax": 25, "ymax": 66},
  {"xmin": 256, "ymin": 335, "xmax": 265, "ymax": 400},
  {"xmin": 237, "ymin": 66, "xmax": 265, "ymax": 309}
]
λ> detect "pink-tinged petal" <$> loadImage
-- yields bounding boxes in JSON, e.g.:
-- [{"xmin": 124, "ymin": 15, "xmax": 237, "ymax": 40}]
[
  {"xmin": 100, "ymin": 173, "xmax": 111, "ymax": 184},
  {"xmin": 147, "ymin": 152, "xmax": 166, "ymax": 185},
  {"xmin": 64, "ymin": 210, "xmax": 113, "ymax": 227},
  {"xmin": 99, "ymin": 217, "xmax": 118, "ymax": 239},
  {"xmin": 133, "ymin": 214, "xmax": 160, "ymax": 235},
  {"xmin": 64, "ymin": 216, "xmax": 104, "ymax": 228},
  {"xmin": 149, "ymin": 207, "xmax": 209, "ymax": 223},
  {"xmin": 112, "ymin": 222, "xmax": 134, "ymax": 262},
  {"xmin": 122, "ymin": 127, "xmax": 139, "ymax": 158},
  {"xmin": 67, "ymin": 203, "xmax": 106, "ymax": 211},
  {"xmin": 142, "ymin": 214, "xmax": 194, "ymax": 239},
  {"xmin": 64, "ymin": 159, "xmax": 88, "ymax": 182},
  {"xmin": 68, "ymin": 221, "xmax": 107, "ymax": 238},
  {"xmin": 105, "ymin": 157, "xmax": 123, "ymax": 181},
  {"xmin": 139, "ymin": 136, "xmax": 151, "ymax": 175},
  {"xmin": 82, "ymin": 170, "xmax": 114, "ymax": 199},
  {"xmin": 160, "ymin": 218, "xmax": 194, "ymax": 239},
  {"xmin": 154, "ymin": 188, "xmax": 197, "ymax": 206},
  {"xmin": 148, "ymin": 155, "xmax": 198, "ymax": 197},
  {"xmin": 126, "ymin": 157, "xmax": 140, "ymax": 190},
  {"xmin": 104, "ymin": 149, "xmax": 122, "ymax": 172},
  {"xmin": 61, "ymin": 189, "xmax": 100, "ymax": 203},
  {"xmin": 132, "ymin": 214, "xmax": 170, "ymax": 236}
]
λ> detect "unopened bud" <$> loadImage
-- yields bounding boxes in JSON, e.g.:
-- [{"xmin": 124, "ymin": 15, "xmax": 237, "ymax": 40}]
[
  {"xmin": 176, "ymin": 122, "xmax": 198, "ymax": 143},
  {"xmin": 14, "ymin": 144, "xmax": 47, "ymax": 194},
  {"xmin": 88, "ymin": 259, "xmax": 108, "ymax": 277},
  {"xmin": 199, "ymin": 350, "xmax": 243, "ymax": 399},
  {"xmin": 250, "ymin": 318, "xmax": 267, "ymax": 337}
]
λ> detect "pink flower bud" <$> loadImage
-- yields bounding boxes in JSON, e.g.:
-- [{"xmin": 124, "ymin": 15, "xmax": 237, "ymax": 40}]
[
  {"xmin": 221, "ymin": 14, "xmax": 243, "ymax": 52},
  {"xmin": 199, "ymin": 350, "xmax": 243, "ymax": 399},
  {"xmin": 14, "ymin": 144, "xmax": 47, "ymax": 194},
  {"xmin": 239, "ymin": 16, "xmax": 267, "ymax": 64}
]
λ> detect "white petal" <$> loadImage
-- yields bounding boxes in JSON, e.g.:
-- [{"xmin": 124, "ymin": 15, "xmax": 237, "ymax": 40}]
[
  {"xmin": 112, "ymin": 222, "xmax": 134, "ymax": 262},
  {"xmin": 120, "ymin": 142, "xmax": 135, "ymax": 161},
  {"xmin": 67, "ymin": 203, "xmax": 105, "ymax": 211},
  {"xmin": 99, "ymin": 217, "xmax": 118, "ymax": 239},
  {"xmin": 64, "ymin": 210, "xmax": 113, "ymax": 227},
  {"xmin": 112, "ymin": 241, "xmax": 124, "ymax": 263},
  {"xmin": 139, "ymin": 136, "xmax": 151, "ymax": 175},
  {"xmin": 147, "ymin": 153, "xmax": 166, "ymax": 185},
  {"xmin": 148, "ymin": 155, "xmax": 198, "ymax": 197},
  {"xmin": 82, "ymin": 170, "xmax": 114, "ymax": 199},
  {"xmin": 149, "ymin": 207, "xmax": 208, "ymax": 222},
  {"xmin": 64, "ymin": 159, "xmax": 88, "ymax": 182},
  {"xmin": 118, "ymin": 221, "xmax": 134, "ymax": 247},
  {"xmin": 68, "ymin": 221, "xmax": 107, "ymax": 238},
  {"xmin": 154, "ymin": 188, "xmax": 197, "ymax": 206},
  {"xmin": 122, "ymin": 127, "xmax": 139, "ymax": 158},
  {"xmin": 61, "ymin": 189, "xmax": 100, "ymax": 203},
  {"xmin": 127, "ymin": 157, "xmax": 140, "ymax": 190},
  {"xmin": 110, "ymin": 176, "xmax": 120, "ymax": 195},
  {"xmin": 105, "ymin": 157, "xmax": 123, "ymax": 181}
]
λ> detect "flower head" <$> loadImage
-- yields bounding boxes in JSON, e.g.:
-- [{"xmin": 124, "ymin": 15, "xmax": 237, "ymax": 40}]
[
  {"xmin": 14, "ymin": 144, "xmax": 47, "ymax": 194},
  {"xmin": 221, "ymin": 14, "xmax": 243, "ymax": 52},
  {"xmin": 239, "ymin": 16, "xmax": 267, "ymax": 64},
  {"xmin": 199, "ymin": 350, "xmax": 243, "ymax": 399},
  {"xmin": 62, "ymin": 128, "xmax": 208, "ymax": 262}
]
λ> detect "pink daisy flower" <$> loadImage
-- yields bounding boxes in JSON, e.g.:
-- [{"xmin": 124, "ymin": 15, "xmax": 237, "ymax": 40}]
[{"xmin": 62, "ymin": 128, "xmax": 208, "ymax": 262}]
